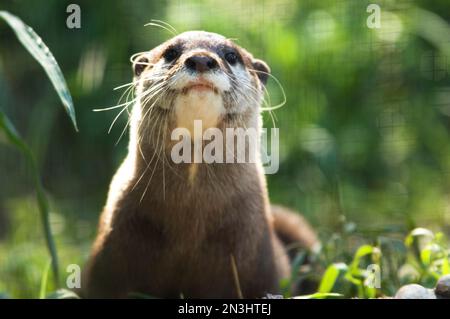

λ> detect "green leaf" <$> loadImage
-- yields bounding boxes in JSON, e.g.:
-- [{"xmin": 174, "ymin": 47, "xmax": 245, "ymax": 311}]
[
  {"xmin": 344, "ymin": 271, "xmax": 362, "ymax": 286},
  {"xmin": 0, "ymin": 110, "xmax": 60, "ymax": 285},
  {"xmin": 350, "ymin": 245, "xmax": 375, "ymax": 270},
  {"xmin": 282, "ymin": 251, "xmax": 307, "ymax": 297},
  {"xmin": 0, "ymin": 10, "xmax": 78, "ymax": 289},
  {"xmin": 0, "ymin": 110, "xmax": 24, "ymax": 147},
  {"xmin": 39, "ymin": 260, "xmax": 51, "ymax": 299},
  {"xmin": 442, "ymin": 256, "xmax": 450, "ymax": 275},
  {"xmin": 0, "ymin": 10, "xmax": 78, "ymax": 131},
  {"xmin": 318, "ymin": 263, "xmax": 348, "ymax": 293},
  {"xmin": 293, "ymin": 292, "xmax": 342, "ymax": 299},
  {"xmin": 353, "ymin": 245, "xmax": 374, "ymax": 260},
  {"xmin": 424, "ymin": 243, "xmax": 442, "ymax": 265}
]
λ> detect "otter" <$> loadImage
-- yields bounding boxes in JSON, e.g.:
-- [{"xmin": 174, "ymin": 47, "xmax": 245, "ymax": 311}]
[{"xmin": 82, "ymin": 31, "xmax": 318, "ymax": 298}]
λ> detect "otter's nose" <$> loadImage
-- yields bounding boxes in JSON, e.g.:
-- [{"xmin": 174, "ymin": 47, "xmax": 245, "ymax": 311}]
[{"xmin": 185, "ymin": 55, "xmax": 219, "ymax": 73}]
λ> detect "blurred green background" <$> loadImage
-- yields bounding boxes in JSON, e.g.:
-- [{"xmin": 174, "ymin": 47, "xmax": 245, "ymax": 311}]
[{"xmin": 1, "ymin": 0, "xmax": 450, "ymax": 298}]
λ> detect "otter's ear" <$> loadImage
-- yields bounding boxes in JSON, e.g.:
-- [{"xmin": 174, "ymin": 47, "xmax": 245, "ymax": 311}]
[
  {"xmin": 252, "ymin": 59, "xmax": 270, "ymax": 85},
  {"xmin": 133, "ymin": 56, "xmax": 150, "ymax": 77}
]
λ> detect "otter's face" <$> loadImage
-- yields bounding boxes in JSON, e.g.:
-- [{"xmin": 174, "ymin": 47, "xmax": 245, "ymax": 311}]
[{"xmin": 132, "ymin": 31, "xmax": 270, "ymax": 134}]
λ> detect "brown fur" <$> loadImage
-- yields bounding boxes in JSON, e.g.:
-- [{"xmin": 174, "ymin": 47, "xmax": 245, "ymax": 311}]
[{"xmin": 82, "ymin": 31, "xmax": 317, "ymax": 298}]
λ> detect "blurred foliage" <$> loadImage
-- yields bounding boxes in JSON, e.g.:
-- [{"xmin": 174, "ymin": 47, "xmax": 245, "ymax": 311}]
[
  {"xmin": 0, "ymin": 9, "xmax": 80, "ymax": 287},
  {"xmin": 1, "ymin": 0, "xmax": 450, "ymax": 298},
  {"xmin": 285, "ymin": 227, "xmax": 450, "ymax": 298}
]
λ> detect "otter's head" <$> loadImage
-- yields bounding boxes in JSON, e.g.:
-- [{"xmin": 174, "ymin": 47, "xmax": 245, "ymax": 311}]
[{"xmin": 131, "ymin": 31, "xmax": 270, "ymax": 140}]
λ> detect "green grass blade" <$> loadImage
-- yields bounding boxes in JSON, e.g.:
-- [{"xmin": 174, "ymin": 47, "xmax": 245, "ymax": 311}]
[
  {"xmin": 0, "ymin": 111, "xmax": 60, "ymax": 285},
  {"xmin": 293, "ymin": 292, "xmax": 342, "ymax": 299},
  {"xmin": 350, "ymin": 245, "xmax": 374, "ymax": 270},
  {"xmin": 39, "ymin": 260, "xmax": 51, "ymax": 299},
  {"xmin": 318, "ymin": 263, "xmax": 348, "ymax": 293},
  {"xmin": 0, "ymin": 10, "xmax": 78, "ymax": 131}
]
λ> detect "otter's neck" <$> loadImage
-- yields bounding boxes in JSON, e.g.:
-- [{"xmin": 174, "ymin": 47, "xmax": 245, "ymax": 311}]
[
  {"xmin": 126, "ymin": 101, "xmax": 264, "ymax": 191},
  {"xmin": 108, "ymin": 103, "xmax": 269, "ymax": 239}
]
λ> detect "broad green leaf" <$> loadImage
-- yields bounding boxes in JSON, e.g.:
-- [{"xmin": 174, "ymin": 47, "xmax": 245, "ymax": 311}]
[
  {"xmin": 0, "ymin": 11, "xmax": 78, "ymax": 131},
  {"xmin": 318, "ymin": 263, "xmax": 348, "ymax": 293}
]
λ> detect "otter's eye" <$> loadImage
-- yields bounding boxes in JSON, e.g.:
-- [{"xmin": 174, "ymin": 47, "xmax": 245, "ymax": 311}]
[
  {"xmin": 163, "ymin": 48, "xmax": 180, "ymax": 62},
  {"xmin": 225, "ymin": 52, "xmax": 238, "ymax": 65},
  {"xmin": 134, "ymin": 57, "xmax": 149, "ymax": 76}
]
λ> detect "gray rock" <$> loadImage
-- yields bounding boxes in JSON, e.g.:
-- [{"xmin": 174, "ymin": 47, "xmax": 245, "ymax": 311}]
[
  {"xmin": 435, "ymin": 275, "xmax": 450, "ymax": 298},
  {"xmin": 395, "ymin": 284, "xmax": 436, "ymax": 299}
]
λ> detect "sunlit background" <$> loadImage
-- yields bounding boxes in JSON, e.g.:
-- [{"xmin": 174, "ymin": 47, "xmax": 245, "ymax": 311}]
[{"xmin": 1, "ymin": 0, "xmax": 450, "ymax": 297}]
